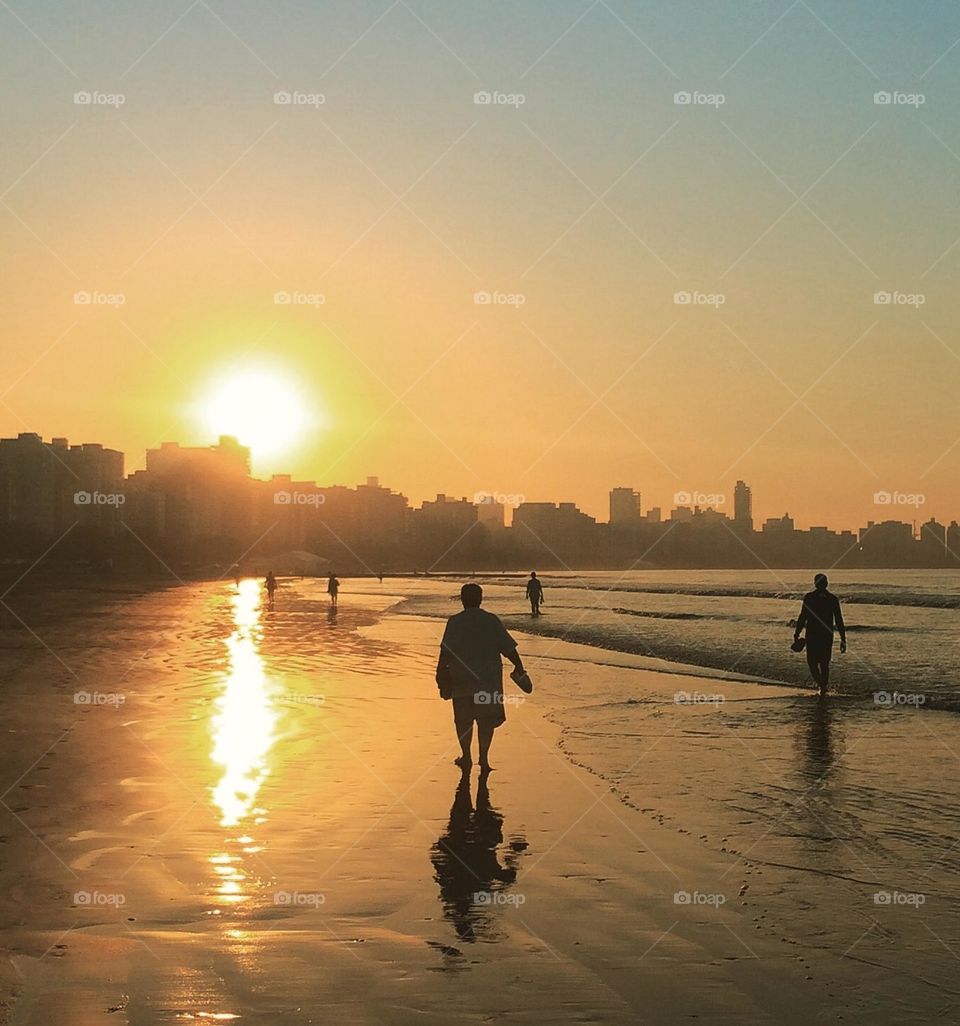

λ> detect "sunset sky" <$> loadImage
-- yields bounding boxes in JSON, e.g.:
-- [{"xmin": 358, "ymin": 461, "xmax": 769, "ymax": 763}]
[{"xmin": 3, "ymin": 1, "xmax": 960, "ymax": 527}]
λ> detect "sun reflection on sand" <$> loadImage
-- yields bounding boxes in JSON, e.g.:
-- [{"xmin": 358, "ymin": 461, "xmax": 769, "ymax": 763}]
[{"xmin": 209, "ymin": 579, "xmax": 278, "ymax": 904}]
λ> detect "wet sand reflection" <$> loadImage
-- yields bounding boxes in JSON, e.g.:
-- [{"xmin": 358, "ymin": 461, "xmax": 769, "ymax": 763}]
[{"xmin": 209, "ymin": 579, "xmax": 278, "ymax": 905}]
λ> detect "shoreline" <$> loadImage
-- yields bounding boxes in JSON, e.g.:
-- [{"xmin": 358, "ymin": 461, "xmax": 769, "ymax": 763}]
[{"xmin": 0, "ymin": 578, "xmax": 956, "ymax": 1022}]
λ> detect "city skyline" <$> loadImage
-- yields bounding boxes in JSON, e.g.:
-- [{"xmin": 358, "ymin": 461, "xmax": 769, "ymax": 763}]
[
  {"xmin": 5, "ymin": 3, "xmax": 960, "ymax": 535},
  {"xmin": 1, "ymin": 429, "xmax": 952, "ymax": 543}
]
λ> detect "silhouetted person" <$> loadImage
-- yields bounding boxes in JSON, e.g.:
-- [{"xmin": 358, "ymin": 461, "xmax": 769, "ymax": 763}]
[
  {"xmin": 265, "ymin": 571, "xmax": 277, "ymax": 609},
  {"xmin": 327, "ymin": 572, "xmax": 339, "ymax": 608},
  {"xmin": 794, "ymin": 573, "xmax": 846, "ymax": 697},
  {"xmin": 430, "ymin": 769, "xmax": 524, "ymax": 943},
  {"xmin": 525, "ymin": 572, "xmax": 544, "ymax": 616},
  {"xmin": 436, "ymin": 583, "xmax": 526, "ymax": 771}
]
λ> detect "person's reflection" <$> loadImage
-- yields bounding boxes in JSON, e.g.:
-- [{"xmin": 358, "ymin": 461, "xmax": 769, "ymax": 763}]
[
  {"xmin": 800, "ymin": 696, "xmax": 837, "ymax": 787},
  {"xmin": 430, "ymin": 770, "xmax": 527, "ymax": 943}
]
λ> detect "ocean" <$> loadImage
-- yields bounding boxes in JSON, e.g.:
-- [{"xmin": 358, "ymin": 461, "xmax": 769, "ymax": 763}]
[{"xmin": 396, "ymin": 569, "xmax": 960, "ymax": 708}]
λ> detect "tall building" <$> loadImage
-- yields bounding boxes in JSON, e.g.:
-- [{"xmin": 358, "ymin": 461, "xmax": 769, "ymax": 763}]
[
  {"xmin": 609, "ymin": 487, "xmax": 642, "ymax": 526},
  {"xmin": 734, "ymin": 480, "xmax": 753, "ymax": 531},
  {"xmin": 0, "ymin": 433, "xmax": 123, "ymax": 543},
  {"xmin": 130, "ymin": 436, "xmax": 252, "ymax": 549}
]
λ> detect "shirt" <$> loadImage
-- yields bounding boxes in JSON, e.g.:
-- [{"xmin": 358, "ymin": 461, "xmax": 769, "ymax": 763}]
[
  {"xmin": 439, "ymin": 607, "xmax": 517, "ymax": 698},
  {"xmin": 796, "ymin": 589, "xmax": 845, "ymax": 641}
]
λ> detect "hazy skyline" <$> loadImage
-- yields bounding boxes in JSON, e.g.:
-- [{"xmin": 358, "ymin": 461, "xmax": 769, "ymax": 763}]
[{"xmin": 4, "ymin": 1, "xmax": 960, "ymax": 525}]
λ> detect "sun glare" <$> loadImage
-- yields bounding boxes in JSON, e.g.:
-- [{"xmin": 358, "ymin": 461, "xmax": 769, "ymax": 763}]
[{"xmin": 199, "ymin": 367, "xmax": 316, "ymax": 460}]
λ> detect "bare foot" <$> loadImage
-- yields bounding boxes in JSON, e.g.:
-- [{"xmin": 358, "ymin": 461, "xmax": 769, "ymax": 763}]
[
  {"xmin": 479, "ymin": 762, "xmax": 493, "ymax": 774},
  {"xmin": 454, "ymin": 755, "xmax": 472, "ymax": 769}
]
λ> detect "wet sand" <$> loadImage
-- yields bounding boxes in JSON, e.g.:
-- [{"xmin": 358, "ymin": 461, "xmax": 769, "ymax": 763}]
[{"xmin": 0, "ymin": 578, "xmax": 956, "ymax": 1023}]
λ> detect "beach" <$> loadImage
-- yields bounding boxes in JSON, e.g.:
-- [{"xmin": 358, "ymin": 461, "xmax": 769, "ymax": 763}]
[{"xmin": 0, "ymin": 575, "xmax": 958, "ymax": 1024}]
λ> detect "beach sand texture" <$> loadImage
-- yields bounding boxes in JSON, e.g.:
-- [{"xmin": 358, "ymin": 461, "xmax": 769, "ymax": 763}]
[{"xmin": 0, "ymin": 576, "xmax": 957, "ymax": 1024}]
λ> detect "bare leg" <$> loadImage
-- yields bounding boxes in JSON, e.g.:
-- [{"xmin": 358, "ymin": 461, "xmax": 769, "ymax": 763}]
[
  {"xmin": 819, "ymin": 659, "xmax": 830, "ymax": 696},
  {"xmin": 477, "ymin": 722, "xmax": 495, "ymax": 771},
  {"xmin": 806, "ymin": 650, "xmax": 822, "ymax": 689},
  {"xmin": 455, "ymin": 719, "xmax": 473, "ymax": 768}
]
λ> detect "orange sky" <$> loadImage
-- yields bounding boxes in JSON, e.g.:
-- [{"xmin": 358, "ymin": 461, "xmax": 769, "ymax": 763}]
[{"xmin": 3, "ymin": 1, "xmax": 960, "ymax": 529}]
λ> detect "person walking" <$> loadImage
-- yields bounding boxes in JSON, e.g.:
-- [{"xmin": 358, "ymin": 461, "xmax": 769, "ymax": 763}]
[
  {"xmin": 793, "ymin": 573, "xmax": 846, "ymax": 697},
  {"xmin": 525, "ymin": 572, "xmax": 544, "ymax": 616},
  {"xmin": 436, "ymin": 583, "xmax": 531, "ymax": 772}
]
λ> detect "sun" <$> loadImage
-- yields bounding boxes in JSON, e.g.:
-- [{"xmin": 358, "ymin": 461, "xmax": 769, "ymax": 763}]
[{"xmin": 198, "ymin": 367, "xmax": 316, "ymax": 462}]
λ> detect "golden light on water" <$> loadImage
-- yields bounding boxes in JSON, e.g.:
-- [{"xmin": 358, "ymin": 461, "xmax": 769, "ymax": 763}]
[{"xmin": 211, "ymin": 579, "xmax": 278, "ymax": 830}]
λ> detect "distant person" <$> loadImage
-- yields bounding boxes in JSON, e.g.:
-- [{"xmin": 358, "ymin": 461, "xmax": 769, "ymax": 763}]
[
  {"xmin": 232, "ymin": 564, "xmax": 241, "ymax": 587},
  {"xmin": 793, "ymin": 573, "xmax": 846, "ymax": 697},
  {"xmin": 525, "ymin": 572, "xmax": 544, "ymax": 616},
  {"xmin": 378, "ymin": 570, "xmax": 384, "ymax": 584},
  {"xmin": 327, "ymin": 572, "xmax": 340, "ymax": 608},
  {"xmin": 265, "ymin": 571, "xmax": 277, "ymax": 609},
  {"xmin": 436, "ymin": 583, "xmax": 530, "ymax": 772}
]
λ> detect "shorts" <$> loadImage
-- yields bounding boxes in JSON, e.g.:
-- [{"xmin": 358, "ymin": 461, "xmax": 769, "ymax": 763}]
[
  {"xmin": 452, "ymin": 691, "xmax": 506, "ymax": 730},
  {"xmin": 806, "ymin": 636, "xmax": 834, "ymax": 662}
]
